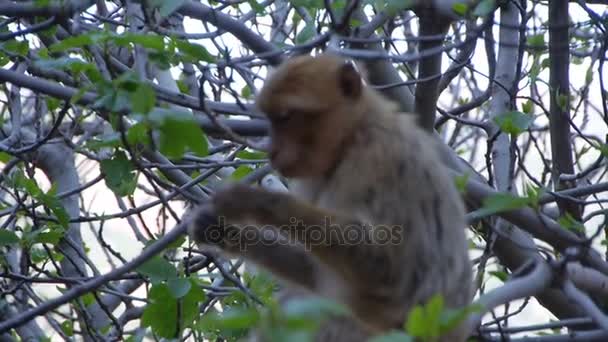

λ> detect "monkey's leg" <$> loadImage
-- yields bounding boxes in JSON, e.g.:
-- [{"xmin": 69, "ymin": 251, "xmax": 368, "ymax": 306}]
[{"xmin": 230, "ymin": 227, "xmax": 319, "ymax": 290}]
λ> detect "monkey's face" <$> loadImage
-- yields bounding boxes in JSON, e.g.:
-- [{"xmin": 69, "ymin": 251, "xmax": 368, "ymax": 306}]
[{"xmin": 255, "ymin": 54, "xmax": 363, "ymax": 178}]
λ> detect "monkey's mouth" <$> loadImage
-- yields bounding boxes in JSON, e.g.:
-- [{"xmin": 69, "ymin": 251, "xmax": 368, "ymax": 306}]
[
  {"xmin": 269, "ymin": 150, "xmax": 299, "ymax": 177},
  {"xmin": 270, "ymin": 158, "xmax": 300, "ymax": 178},
  {"xmin": 271, "ymin": 161, "xmax": 296, "ymax": 177}
]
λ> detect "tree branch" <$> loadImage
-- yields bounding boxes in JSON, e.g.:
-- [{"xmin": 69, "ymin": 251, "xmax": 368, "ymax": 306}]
[
  {"xmin": 549, "ymin": 0, "xmax": 582, "ymax": 222},
  {"xmin": 413, "ymin": 10, "xmax": 451, "ymax": 131}
]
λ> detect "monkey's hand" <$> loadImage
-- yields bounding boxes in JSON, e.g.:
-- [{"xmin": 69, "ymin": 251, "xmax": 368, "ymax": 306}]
[
  {"xmin": 212, "ymin": 183, "xmax": 285, "ymax": 224},
  {"xmin": 187, "ymin": 203, "xmax": 227, "ymax": 248},
  {"xmin": 188, "ymin": 184, "xmax": 288, "ymax": 251}
]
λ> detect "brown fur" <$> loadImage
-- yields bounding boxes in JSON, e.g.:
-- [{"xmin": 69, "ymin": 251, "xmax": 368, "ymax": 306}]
[{"xmin": 188, "ymin": 53, "xmax": 473, "ymax": 341}]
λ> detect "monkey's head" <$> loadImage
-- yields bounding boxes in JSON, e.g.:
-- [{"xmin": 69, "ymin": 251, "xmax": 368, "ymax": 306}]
[{"xmin": 255, "ymin": 53, "xmax": 366, "ymax": 178}]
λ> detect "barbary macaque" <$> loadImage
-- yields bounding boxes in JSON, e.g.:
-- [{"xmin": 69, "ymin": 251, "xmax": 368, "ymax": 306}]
[{"xmin": 188, "ymin": 53, "xmax": 473, "ymax": 341}]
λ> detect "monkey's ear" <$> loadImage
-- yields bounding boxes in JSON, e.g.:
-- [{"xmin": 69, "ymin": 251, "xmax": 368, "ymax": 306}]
[{"xmin": 338, "ymin": 62, "xmax": 362, "ymax": 98}]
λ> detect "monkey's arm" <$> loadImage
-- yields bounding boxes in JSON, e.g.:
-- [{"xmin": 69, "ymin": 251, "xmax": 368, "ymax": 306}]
[
  {"xmin": 189, "ymin": 205, "xmax": 318, "ymax": 290},
  {"xmin": 206, "ymin": 185, "xmax": 394, "ymax": 281}
]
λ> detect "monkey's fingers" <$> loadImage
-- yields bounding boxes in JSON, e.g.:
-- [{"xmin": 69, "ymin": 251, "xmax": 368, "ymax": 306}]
[{"xmin": 187, "ymin": 204, "xmax": 226, "ymax": 247}]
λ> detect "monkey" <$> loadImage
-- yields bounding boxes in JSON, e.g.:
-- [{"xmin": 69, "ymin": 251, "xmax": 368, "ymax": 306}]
[{"xmin": 188, "ymin": 53, "xmax": 473, "ymax": 341}]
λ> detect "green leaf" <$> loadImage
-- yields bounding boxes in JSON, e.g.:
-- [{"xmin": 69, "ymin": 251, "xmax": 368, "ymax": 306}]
[
  {"xmin": 241, "ymin": 85, "xmax": 252, "ymax": 99},
  {"xmin": 174, "ymin": 40, "xmax": 216, "ymax": 63},
  {"xmin": 167, "ymin": 234, "xmax": 186, "ymax": 250},
  {"xmin": 115, "ymin": 72, "xmax": 140, "ymax": 92},
  {"xmin": 405, "ymin": 306, "xmax": 429, "ymax": 337},
  {"xmin": 0, "ymin": 230, "xmax": 20, "ymax": 246},
  {"xmin": 13, "ymin": 175, "xmax": 69, "ymax": 228},
  {"xmin": 130, "ymin": 83, "xmax": 156, "ymax": 114},
  {"xmin": 126, "ymin": 122, "xmax": 150, "ymax": 147},
  {"xmin": 157, "ymin": 114, "xmax": 209, "ymax": 158},
  {"xmin": 330, "ymin": 0, "xmax": 346, "ymax": 17},
  {"xmin": 197, "ymin": 306, "xmax": 260, "ymax": 332},
  {"xmin": 30, "ymin": 224, "xmax": 65, "ymax": 245},
  {"xmin": 136, "ymin": 256, "xmax": 177, "ymax": 284},
  {"xmin": 48, "ymin": 32, "xmax": 165, "ymax": 55},
  {"xmin": 125, "ymin": 335, "xmax": 144, "ymax": 342},
  {"xmin": 451, "ymin": 3, "xmax": 469, "ymax": 16},
  {"xmin": 527, "ymin": 33, "xmax": 545, "ymax": 52},
  {"xmin": 493, "ymin": 111, "xmax": 533, "ymax": 136},
  {"xmin": 296, "ymin": 22, "xmax": 316, "ymax": 44},
  {"xmin": 236, "ymin": 150, "xmax": 267, "ymax": 160},
  {"xmin": 42, "ymin": 189, "xmax": 70, "ymax": 228},
  {"xmin": 34, "ymin": 57, "xmax": 97, "ymax": 77},
  {"xmin": 0, "ymin": 52, "xmax": 9, "ymax": 67},
  {"xmin": 247, "ymin": 0, "xmax": 265, "ymax": 13},
  {"xmin": 60, "ymin": 320, "xmax": 74, "ymax": 336},
  {"xmin": 572, "ymin": 56, "xmax": 584, "ymax": 65},
  {"xmin": 13, "ymin": 173, "xmax": 42, "ymax": 197},
  {"xmin": 148, "ymin": 50, "xmax": 173, "ymax": 70},
  {"xmin": 585, "ymin": 67, "xmax": 594, "ymax": 84},
  {"xmin": 453, "ymin": 173, "xmax": 469, "ymax": 194},
  {"xmin": 476, "ymin": 193, "xmax": 533, "ymax": 217},
  {"xmin": 426, "ymin": 295, "xmax": 444, "ymax": 324},
  {"xmin": 595, "ymin": 143, "xmax": 608, "ymax": 158},
  {"xmin": 80, "ymin": 293, "xmax": 96, "ymax": 307},
  {"xmin": 112, "ymin": 33, "xmax": 165, "ymax": 51},
  {"xmin": 1, "ymin": 40, "xmax": 29, "ymax": 56},
  {"xmin": 282, "ymin": 297, "xmax": 350, "ymax": 327},
  {"xmin": 49, "ymin": 32, "xmax": 100, "ymax": 52},
  {"xmin": 142, "ymin": 280, "xmax": 205, "ymax": 338},
  {"xmin": 541, "ymin": 58, "xmax": 551, "ymax": 69},
  {"xmin": 99, "ymin": 151, "xmax": 138, "ymax": 197},
  {"xmin": 288, "ymin": 0, "xmax": 323, "ymax": 10},
  {"xmin": 558, "ymin": 213, "xmax": 585, "ymax": 234},
  {"xmin": 0, "ymin": 152, "xmax": 11, "ymax": 163},
  {"xmin": 522, "ymin": 100, "xmax": 534, "ymax": 114},
  {"xmin": 557, "ymin": 93, "xmax": 569, "ymax": 111},
  {"xmin": 489, "ymin": 270, "xmax": 508, "ymax": 282},
  {"xmin": 71, "ymin": 86, "xmax": 91, "ymax": 105},
  {"xmin": 529, "ymin": 58, "xmax": 541, "ymax": 82},
  {"xmin": 0, "ymin": 52, "xmax": 8, "ymax": 67},
  {"xmin": 167, "ymin": 277, "xmax": 192, "ymax": 299},
  {"xmin": 176, "ymin": 79, "xmax": 189, "ymax": 94},
  {"xmin": 30, "ymin": 245, "xmax": 54, "ymax": 264},
  {"xmin": 45, "ymin": 96, "xmax": 61, "ymax": 112},
  {"xmin": 230, "ymin": 165, "xmax": 254, "ymax": 181},
  {"xmin": 93, "ymin": 86, "xmax": 131, "ymax": 113},
  {"xmin": 245, "ymin": 272, "xmax": 277, "ymax": 305},
  {"xmin": 350, "ymin": 18, "xmax": 362, "ymax": 28},
  {"xmin": 284, "ymin": 297, "xmax": 348, "ymax": 316},
  {"xmin": 405, "ymin": 294, "xmax": 473, "ymax": 339},
  {"xmin": 473, "ymin": 0, "xmax": 495, "ymax": 17},
  {"xmin": 85, "ymin": 133, "xmax": 121, "ymax": 151},
  {"xmin": 440, "ymin": 303, "xmax": 482, "ymax": 334},
  {"xmin": 141, "ymin": 284, "xmax": 177, "ymax": 338},
  {"xmin": 523, "ymin": 183, "xmax": 543, "ymax": 210}
]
